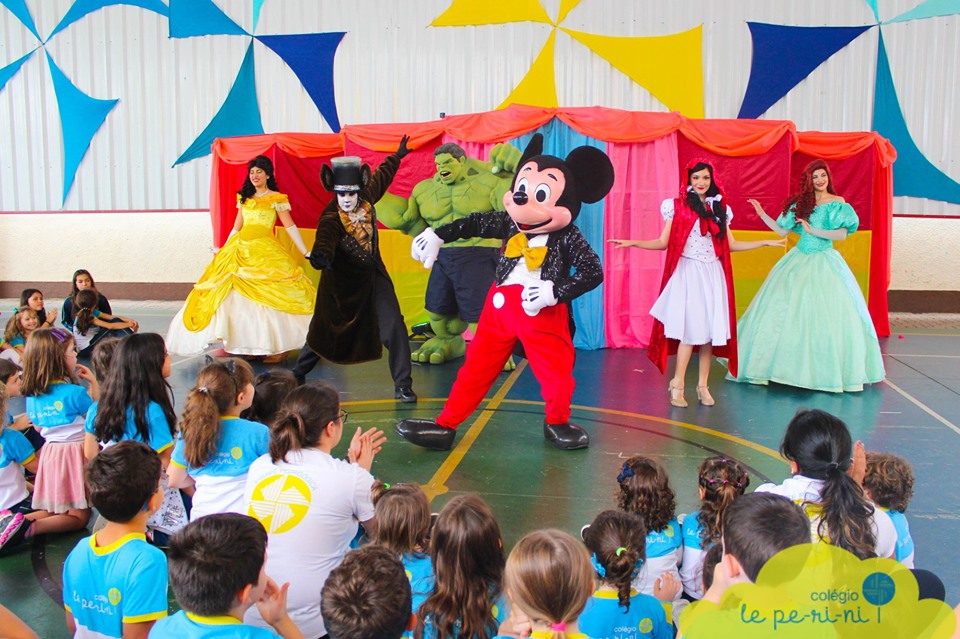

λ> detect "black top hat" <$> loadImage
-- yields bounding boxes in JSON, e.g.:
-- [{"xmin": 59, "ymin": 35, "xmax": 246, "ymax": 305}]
[{"xmin": 329, "ymin": 156, "xmax": 363, "ymax": 193}]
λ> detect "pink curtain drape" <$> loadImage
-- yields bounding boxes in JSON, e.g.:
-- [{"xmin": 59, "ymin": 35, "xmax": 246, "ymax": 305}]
[{"xmin": 604, "ymin": 133, "xmax": 679, "ymax": 348}]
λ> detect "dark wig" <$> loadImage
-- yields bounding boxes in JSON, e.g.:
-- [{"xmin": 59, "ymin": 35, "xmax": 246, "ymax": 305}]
[
  {"xmin": 684, "ymin": 162, "xmax": 727, "ymax": 239},
  {"xmin": 238, "ymin": 155, "xmax": 279, "ymax": 203}
]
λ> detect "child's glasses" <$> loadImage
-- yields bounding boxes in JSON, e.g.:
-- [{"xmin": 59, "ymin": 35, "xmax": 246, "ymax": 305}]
[{"xmin": 338, "ymin": 409, "xmax": 349, "ymax": 424}]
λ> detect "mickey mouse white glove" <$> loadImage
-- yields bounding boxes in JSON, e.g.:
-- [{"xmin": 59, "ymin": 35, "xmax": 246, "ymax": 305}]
[
  {"xmin": 411, "ymin": 227, "xmax": 444, "ymax": 269},
  {"xmin": 521, "ymin": 280, "xmax": 557, "ymax": 316}
]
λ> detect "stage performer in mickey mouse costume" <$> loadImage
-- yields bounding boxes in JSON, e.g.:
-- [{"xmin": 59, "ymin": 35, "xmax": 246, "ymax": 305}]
[
  {"xmin": 396, "ymin": 134, "xmax": 614, "ymax": 451},
  {"xmin": 291, "ymin": 136, "xmax": 417, "ymax": 403}
]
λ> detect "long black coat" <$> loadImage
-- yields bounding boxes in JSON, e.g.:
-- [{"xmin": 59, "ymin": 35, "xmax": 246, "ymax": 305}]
[{"xmin": 305, "ymin": 155, "xmax": 400, "ymax": 363}]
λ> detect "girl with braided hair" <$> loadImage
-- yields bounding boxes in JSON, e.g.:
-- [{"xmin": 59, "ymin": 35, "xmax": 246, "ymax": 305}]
[
  {"xmin": 678, "ymin": 456, "xmax": 749, "ymax": 600},
  {"xmin": 755, "ymin": 409, "xmax": 896, "ymax": 560},
  {"xmin": 580, "ymin": 510, "xmax": 675, "ymax": 639},
  {"xmin": 730, "ymin": 159, "xmax": 885, "ymax": 392}
]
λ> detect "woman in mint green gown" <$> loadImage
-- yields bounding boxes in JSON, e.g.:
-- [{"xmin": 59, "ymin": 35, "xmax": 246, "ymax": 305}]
[{"xmin": 728, "ymin": 160, "xmax": 885, "ymax": 392}]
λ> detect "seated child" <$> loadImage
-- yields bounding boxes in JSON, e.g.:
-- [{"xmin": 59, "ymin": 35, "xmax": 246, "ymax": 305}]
[
  {"xmin": 0, "ymin": 384, "xmax": 38, "ymax": 545},
  {"xmin": 370, "ymin": 481, "xmax": 434, "ymax": 614},
  {"xmin": 62, "ymin": 441, "xmax": 168, "ymax": 638},
  {"xmin": 863, "ymin": 451, "xmax": 916, "ymax": 568},
  {"xmin": 1, "ymin": 306, "xmax": 40, "ymax": 364},
  {"xmin": 240, "ymin": 370, "xmax": 298, "ymax": 425},
  {"xmin": 580, "ymin": 510, "xmax": 675, "ymax": 639},
  {"xmin": 150, "ymin": 513, "xmax": 303, "ymax": 639},
  {"xmin": 20, "ymin": 288, "xmax": 58, "ymax": 328},
  {"xmin": 322, "ymin": 545, "xmax": 413, "ymax": 639},
  {"xmin": 700, "ymin": 493, "xmax": 810, "ymax": 604}
]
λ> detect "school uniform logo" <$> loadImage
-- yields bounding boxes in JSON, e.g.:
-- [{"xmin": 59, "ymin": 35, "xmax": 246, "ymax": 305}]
[{"xmin": 248, "ymin": 474, "xmax": 311, "ymax": 534}]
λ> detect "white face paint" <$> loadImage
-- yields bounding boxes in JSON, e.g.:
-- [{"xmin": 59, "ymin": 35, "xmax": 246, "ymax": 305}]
[{"xmin": 337, "ymin": 191, "xmax": 359, "ymax": 213}]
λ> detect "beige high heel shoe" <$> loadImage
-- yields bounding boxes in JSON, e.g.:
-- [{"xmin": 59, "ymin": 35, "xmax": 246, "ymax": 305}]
[
  {"xmin": 668, "ymin": 381, "xmax": 687, "ymax": 408},
  {"xmin": 697, "ymin": 385, "xmax": 715, "ymax": 406}
]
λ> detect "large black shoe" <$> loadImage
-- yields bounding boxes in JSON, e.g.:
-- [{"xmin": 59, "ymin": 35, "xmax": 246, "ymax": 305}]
[
  {"xmin": 543, "ymin": 420, "xmax": 589, "ymax": 450},
  {"xmin": 395, "ymin": 419, "xmax": 456, "ymax": 451},
  {"xmin": 395, "ymin": 386, "xmax": 418, "ymax": 403}
]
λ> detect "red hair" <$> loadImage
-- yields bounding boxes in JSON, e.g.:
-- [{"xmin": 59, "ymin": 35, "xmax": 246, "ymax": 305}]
[{"xmin": 782, "ymin": 159, "xmax": 837, "ymax": 222}]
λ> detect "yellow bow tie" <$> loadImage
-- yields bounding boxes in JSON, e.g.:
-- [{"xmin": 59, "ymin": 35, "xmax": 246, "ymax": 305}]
[{"xmin": 505, "ymin": 233, "xmax": 548, "ymax": 270}]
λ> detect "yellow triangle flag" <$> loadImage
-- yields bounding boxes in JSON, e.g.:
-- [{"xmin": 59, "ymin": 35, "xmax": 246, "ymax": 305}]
[
  {"xmin": 562, "ymin": 25, "xmax": 704, "ymax": 117},
  {"xmin": 556, "ymin": 0, "xmax": 582, "ymax": 24},
  {"xmin": 431, "ymin": 0, "xmax": 553, "ymax": 26},
  {"xmin": 498, "ymin": 30, "xmax": 558, "ymax": 109}
]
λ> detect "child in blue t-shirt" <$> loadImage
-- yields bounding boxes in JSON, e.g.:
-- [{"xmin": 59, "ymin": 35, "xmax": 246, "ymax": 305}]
[
  {"xmin": 371, "ymin": 481, "xmax": 435, "ymax": 615},
  {"xmin": 863, "ymin": 451, "xmax": 916, "ymax": 568},
  {"xmin": 168, "ymin": 358, "xmax": 269, "ymax": 520},
  {"xmin": 70, "ymin": 289, "xmax": 137, "ymax": 357},
  {"xmin": 580, "ymin": 510, "xmax": 675, "ymax": 639},
  {"xmin": 0, "ymin": 383, "xmax": 38, "ymax": 549},
  {"xmin": 63, "ymin": 441, "xmax": 168, "ymax": 638},
  {"xmin": 679, "ymin": 456, "xmax": 749, "ymax": 601},
  {"xmin": 615, "ymin": 457, "xmax": 683, "ymax": 619},
  {"xmin": 150, "ymin": 513, "xmax": 303, "ymax": 639},
  {"xmin": 84, "ymin": 333, "xmax": 187, "ymax": 541},
  {"xmin": 2, "ymin": 306, "xmax": 40, "ymax": 362},
  {"xmin": 5, "ymin": 328, "xmax": 97, "ymax": 551}
]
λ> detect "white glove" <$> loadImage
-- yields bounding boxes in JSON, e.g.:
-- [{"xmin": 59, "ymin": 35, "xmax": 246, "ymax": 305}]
[
  {"xmin": 411, "ymin": 227, "xmax": 444, "ymax": 269},
  {"xmin": 284, "ymin": 224, "xmax": 310, "ymax": 258},
  {"xmin": 521, "ymin": 280, "xmax": 557, "ymax": 316}
]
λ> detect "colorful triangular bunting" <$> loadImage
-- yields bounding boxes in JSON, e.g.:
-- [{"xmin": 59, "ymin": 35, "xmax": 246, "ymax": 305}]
[
  {"xmin": 253, "ymin": 0, "xmax": 267, "ymax": 32},
  {"xmin": 738, "ymin": 23, "xmax": 871, "ymax": 119},
  {"xmin": 556, "ymin": 0, "xmax": 581, "ymax": 24},
  {"xmin": 255, "ymin": 32, "xmax": 345, "ymax": 132},
  {"xmin": 0, "ymin": 49, "xmax": 35, "ymax": 93},
  {"xmin": 431, "ymin": 0, "xmax": 553, "ymax": 27},
  {"xmin": 49, "ymin": 0, "xmax": 167, "ymax": 39},
  {"xmin": 564, "ymin": 25, "xmax": 704, "ymax": 118},
  {"xmin": 169, "ymin": 0, "xmax": 246, "ymax": 38},
  {"xmin": 863, "ymin": 0, "xmax": 881, "ymax": 21},
  {"xmin": 498, "ymin": 30, "xmax": 558, "ymax": 109},
  {"xmin": 886, "ymin": 0, "xmax": 960, "ymax": 23},
  {"xmin": 46, "ymin": 52, "xmax": 119, "ymax": 204},
  {"xmin": 174, "ymin": 41, "xmax": 263, "ymax": 165},
  {"xmin": 1, "ymin": 0, "xmax": 41, "ymax": 40},
  {"xmin": 873, "ymin": 33, "xmax": 960, "ymax": 204}
]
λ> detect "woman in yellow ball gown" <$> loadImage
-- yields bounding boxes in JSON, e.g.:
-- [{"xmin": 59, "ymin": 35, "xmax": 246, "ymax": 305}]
[{"xmin": 167, "ymin": 155, "xmax": 316, "ymax": 358}]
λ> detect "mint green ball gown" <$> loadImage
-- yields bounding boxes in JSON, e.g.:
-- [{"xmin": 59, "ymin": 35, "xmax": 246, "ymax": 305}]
[{"xmin": 727, "ymin": 201, "xmax": 885, "ymax": 392}]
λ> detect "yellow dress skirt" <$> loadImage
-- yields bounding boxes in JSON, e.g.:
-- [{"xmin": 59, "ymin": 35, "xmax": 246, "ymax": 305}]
[{"xmin": 166, "ymin": 193, "xmax": 316, "ymax": 356}]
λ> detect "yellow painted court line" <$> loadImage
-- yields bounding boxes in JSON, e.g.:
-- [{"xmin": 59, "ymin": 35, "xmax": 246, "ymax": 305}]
[
  {"xmin": 422, "ymin": 360, "xmax": 529, "ymax": 502},
  {"xmin": 883, "ymin": 378, "xmax": 960, "ymax": 437},
  {"xmin": 505, "ymin": 399, "xmax": 782, "ymax": 459}
]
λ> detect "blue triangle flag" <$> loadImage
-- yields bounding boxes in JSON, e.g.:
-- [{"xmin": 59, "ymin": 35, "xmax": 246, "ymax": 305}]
[
  {"xmin": 49, "ymin": 0, "xmax": 168, "ymax": 40},
  {"xmin": 46, "ymin": 52, "xmax": 119, "ymax": 205},
  {"xmin": 169, "ymin": 0, "xmax": 246, "ymax": 38},
  {"xmin": 174, "ymin": 41, "xmax": 263, "ymax": 165},
  {"xmin": 872, "ymin": 33, "xmax": 960, "ymax": 204},
  {"xmin": 253, "ymin": 0, "xmax": 266, "ymax": 32},
  {"xmin": 0, "ymin": 49, "xmax": 35, "ymax": 92},
  {"xmin": 738, "ymin": 23, "xmax": 871, "ymax": 119},
  {"xmin": 255, "ymin": 32, "xmax": 345, "ymax": 132},
  {"xmin": 1, "ymin": 0, "xmax": 41, "ymax": 40},
  {"xmin": 886, "ymin": 0, "xmax": 960, "ymax": 23}
]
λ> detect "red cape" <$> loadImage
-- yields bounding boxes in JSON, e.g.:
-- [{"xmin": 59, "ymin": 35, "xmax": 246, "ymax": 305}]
[{"xmin": 647, "ymin": 198, "xmax": 739, "ymax": 377}]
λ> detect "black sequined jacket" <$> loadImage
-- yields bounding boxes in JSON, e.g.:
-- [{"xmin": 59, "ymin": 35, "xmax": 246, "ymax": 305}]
[{"xmin": 434, "ymin": 210, "xmax": 603, "ymax": 304}]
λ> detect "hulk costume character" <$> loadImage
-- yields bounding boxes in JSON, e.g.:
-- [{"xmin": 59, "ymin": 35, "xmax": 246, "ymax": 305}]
[{"xmin": 378, "ymin": 142, "xmax": 522, "ymax": 365}]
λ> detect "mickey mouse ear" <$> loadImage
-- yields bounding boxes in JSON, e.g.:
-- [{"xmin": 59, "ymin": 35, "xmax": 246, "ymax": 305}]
[{"xmin": 566, "ymin": 146, "xmax": 614, "ymax": 204}]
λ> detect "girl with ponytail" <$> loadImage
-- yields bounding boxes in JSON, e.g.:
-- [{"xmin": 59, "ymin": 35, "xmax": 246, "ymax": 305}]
[
  {"xmin": 242, "ymin": 380, "xmax": 386, "ymax": 638},
  {"xmin": 580, "ymin": 511, "xmax": 674, "ymax": 639},
  {"xmin": 167, "ymin": 357, "xmax": 268, "ymax": 520},
  {"xmin": 679, "ymin": 456, "xmax": 749, "ymax": 600},
  {"xmin": 503, "ymin": 529, "xmax": 594, "ymax": 639},
  {"xmin": 755, "ymin": 409, "xmax": 896, "ymax": 559}
]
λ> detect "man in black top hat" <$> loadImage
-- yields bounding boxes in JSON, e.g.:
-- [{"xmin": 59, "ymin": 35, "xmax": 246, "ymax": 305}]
[{"xmin": 291, "ymin": 136, "xmax": 417, "ymax": 403}]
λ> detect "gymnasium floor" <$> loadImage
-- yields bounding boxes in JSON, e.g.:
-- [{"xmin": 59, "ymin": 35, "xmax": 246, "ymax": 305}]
[{"xmin": 3, "ymin": 302, "xmax": 959, "ymax": 637}]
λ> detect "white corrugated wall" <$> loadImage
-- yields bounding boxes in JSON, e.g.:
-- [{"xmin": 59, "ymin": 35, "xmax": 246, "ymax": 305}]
[{"xmin": 0, "ymin": 0, "xmax": 957, "ymax": 288}]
